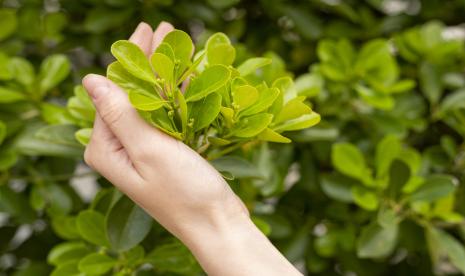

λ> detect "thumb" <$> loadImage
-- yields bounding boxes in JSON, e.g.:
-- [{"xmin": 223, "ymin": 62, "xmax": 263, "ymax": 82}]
[{"xmin": 82, "ymin": 74, "xmax": 156, "ymax": 160}]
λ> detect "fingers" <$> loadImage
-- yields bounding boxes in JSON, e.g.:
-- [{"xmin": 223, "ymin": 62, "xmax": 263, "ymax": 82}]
[
  {"xmin": 129, "ymin": 22, "xmax": 154, "ymax": 57},
  {"xmin": 82, "ymin": 74, "xmax": 159, "ymax": 162},
  {"xmin": 84, "ymin": 115, "xmax": 144, "ymax": 193},
  {"xmin": 152, "ymin": 21, "xmax": 175, "ymax": 53}
]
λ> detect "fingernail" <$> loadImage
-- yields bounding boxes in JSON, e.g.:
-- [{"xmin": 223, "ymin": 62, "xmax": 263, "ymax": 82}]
[{"xmin": 90, "ymin": 86, "xmax": 108, "ymax": 100}]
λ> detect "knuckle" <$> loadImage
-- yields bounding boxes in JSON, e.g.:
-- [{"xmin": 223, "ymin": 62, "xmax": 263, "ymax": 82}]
[{"xmin": 99, "ymin": 98, "xmax": 125, "ymax": 127}]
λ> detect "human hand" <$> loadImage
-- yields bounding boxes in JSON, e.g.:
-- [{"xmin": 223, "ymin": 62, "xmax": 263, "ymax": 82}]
[
  {"xmin": 82, "ymin": 22, "xmax": 301, "ymax": 276},
  {"xmin": 82, "ymin": 21, "xmax": 247, "ymax": 242}
]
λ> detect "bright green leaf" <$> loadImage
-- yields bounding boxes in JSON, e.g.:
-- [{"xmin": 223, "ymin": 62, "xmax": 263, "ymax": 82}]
[{"xmin": 111, "ymin": 40, "xmax": 157, "ymax": 84}]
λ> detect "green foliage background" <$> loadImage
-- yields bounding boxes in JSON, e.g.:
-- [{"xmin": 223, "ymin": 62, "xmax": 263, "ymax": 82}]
[{"xmin": 1, "ymin": 0, "xmax": 465, "ymax": 275}]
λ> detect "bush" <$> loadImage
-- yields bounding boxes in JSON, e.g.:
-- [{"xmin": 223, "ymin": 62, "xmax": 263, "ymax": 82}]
[{"xmin": 1, "ymin": 0, "xmax": 465, "ymax": 275}]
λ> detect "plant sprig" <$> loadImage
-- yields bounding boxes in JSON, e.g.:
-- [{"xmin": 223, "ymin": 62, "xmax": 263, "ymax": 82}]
[{"xmin": 74, "ymin": 30, "xmax": 320, "ymax": 159}]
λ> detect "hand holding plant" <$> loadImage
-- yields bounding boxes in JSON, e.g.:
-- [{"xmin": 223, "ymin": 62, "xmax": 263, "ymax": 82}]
[{"xmin": 82, "ymin": 22, "xmax": 304, "ymax": 276}]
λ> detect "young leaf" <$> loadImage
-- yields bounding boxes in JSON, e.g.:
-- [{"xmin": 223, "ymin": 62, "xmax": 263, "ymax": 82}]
[
  {"xmin": 189, "ymin": 92, "xmax": 222, "ymax": 131},
  {"xmin": 232, "ymin": 113, "xmax": 273, "ymax": 138},
  {"xmin": 206, "ymin": 33, "xmax": 235, "ymax": 66},
  {"xmin": 151, "ymin": 52, "xmax": 174, "ymax": 82},
  {"xmin": 129, "ymin": 91, "xmax": 167, "ymax": 111},
  {"xmin": 237, "ymin": 57, "xmax": 272, "ymax": 76},
  {"xmin": 232, "ymin": 85, "xmax": 259, "ymax": 113},
  {"xmin": 111, "ymin": 40, "xmax": 157, "ymax": 84},
  {"xmin": 75, "ymin": 128, "xmax": 92, "ymax": 146},
  {"xmin": 257, "ymin": 128, "xmax": 291, "ymax": 143},
  {"xmin": 107, "ymin": 61, "xmax": 156, "ymax": 96},
  {"xmin": 155, "ymin": 42, "xmax": 176, "ymax": 61},
  {"xmin": 162, "ymin": 30, "xmax": 194, "ymax": 66},
  {"xmin": 184, "ymin": 65, "xmax": 231, "ymax": 102},
  {"xmin": 241, "ymin": 87, "xmax": 280, "ymax": 116},
  {"xmin": 273, "ymin": 113, "xmax": 320, "ymax": 132},
  {"xmin": 274, "ymin": 96, "xmax": 311, "ymax": 124}
]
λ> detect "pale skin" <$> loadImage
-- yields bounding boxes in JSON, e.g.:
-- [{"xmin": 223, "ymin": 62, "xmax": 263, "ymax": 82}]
[{"xmin": 82, "ymin": 21, "xmax": 302, "ymax": 276}]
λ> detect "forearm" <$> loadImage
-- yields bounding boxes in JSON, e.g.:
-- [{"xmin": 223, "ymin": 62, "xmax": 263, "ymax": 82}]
[{"xmin": 178, "ymin": 210, "xmax": 302, "ymax": 276}]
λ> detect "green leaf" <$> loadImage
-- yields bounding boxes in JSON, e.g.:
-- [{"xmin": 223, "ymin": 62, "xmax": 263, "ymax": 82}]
[
  {"xmin": 9, "ymin": 57, "xmax": 35, "ymax": 88},
  {"xmin": 352, "ymin": 186, "xmax": 379, "ymax": 210},
  {"xmin": 146, "ymin": 240, "xmax": 198, "ymax": 274},
  {"xmin": 0, "ymin": 121, "xmax": 6, "ymax": 145},
  {"xmin": 331, "ymin": 143, "xmax": 371, "ymax": 183},
  {"xmin": 257, "ymin": 128, "xmax": 291, "ymax": 143},
  {"xmin": 420, "ymin": 62, "xmax": 442, "ymax": 104},
  {"xmin": 78, "ymin": 253, "xmax": 116, "ymax": 275},
  {"xmin": 0, "ymin": 53, "xmax": 12, "ymax": 80},
  {"xmin": 162, "ymin": 29, "xmax": 194, "ymax": 66},
  {"xmin": 377, "ymin": 209, "xmax": 399, "ymax": 228},
  {"xmin": 34, "ymin": 124, "xmax": 81, "ymax": 148},
  {"xmin": 357, "ymin": 222, "xmax": 398, "ymax": 259},
  {"xmin": 320, "ymin": 174, "xmax": 355, "ymax": 203},
  {"xmin": 107, "ymin": 61, "xmax": 156, "ymax": 95},
  {"xmin": 252, "ymin": 216, "xmax": 272, "ymax": 236},
  {"xmin": 128, "ymin": 91, "xmax": 167, "ymax": 111},
  {"xmin": 210, "ymin": 156, "xmax": 265, "ymax": 179},
  {"xmin": 67, "ymin": 86, "xmax": 95, "ymax": 124},
  {"xmin": 206, "ymin": 33, "xmax": 236, "ymax": 66},
  {"xmin": 232, "ymin": 85, "xmax": 259, "ymax": 112},
  {"xmin": 51, "ymin": 262, "xmax": 83, "ymax": 276},
  {"xmin": 409, "ymin": 175, "xmax": 457, "ymax": 203},
  {"xmin": 387, "ymin": 160, "xmax": 410, "ymax": 200},
  {"xmin": 111, "ymin": 40, "xmax": 156, "ymax": 84},
  {"xmin": 275, "ymin": 96, "xmax": 312, "ymax": 124},
  {"xmin": 155, "ymin": 42, "xmax": 175, "ymax": 61},
  {"xmin": 75, "ymin": 128, "xmax": 92, "ymax": 146},
  {"xmin": 0, "ymin": 86, "xmax": 26, "ymax": 103},
  {"xmin": 273, "ymin": 113, "xmax": 320, "ymax": 132},
  {"xmin": 51, "ymin": 216, "xmax": 80, "ymax": 240},
  {"xmin": 0, "ymin": 9, "xmax": 17, "ymax": 40},
  {"xmin": 427, "ymin": 227, "xmax": 465, "ymax": 274},
  {"xmin": 189, "ymin": 92, "xmax": 222, "ymax": 131},
  {"xmin": 38, "ymin": 54, "xmax": 71, "ymax": 95},
  {"xmin": 0, "ymin": 149, "xmax": 18, "ymax": 171},
  {"xmin": 150, "ymin": 52, "xmax": 174, "ymax": 82},
  {"xmin": 48, "ymin": 242, "xmax": 90, "ymax": 266},
  {"xmin": 237, "ymin": 57, "xmax": 272, "ymax": 76},
  {"xmin": 233, "ymin": 113, "xmax": 273, "ymax": 138},
  {"xmin": 77, "ymin": 210, "xmax": 109, "ymax": 247},
  {"xmin": 122, "ymin": 246, "xmax": 145, "ymax": 268},
  {"xmin": 106, "ymin": 196, "xmax": 152, "ymax": 251},
  {"xmin": 15, "ymin": 123, "xmax": 81, "ymax": 159},
  {"xmin": 375, "ymin": 135, "xmax": 401, "ymax": 177},
  {"xmin": 241, "ymin": 87, "xmax": 280, "ymax": 116},
  {"xmin": 184, "ymin": 65, "xmax": 230, "ymax": 102},
  {"xmin": 355, "ymin": 84, "xmax": 394, "ymax": 110}
]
